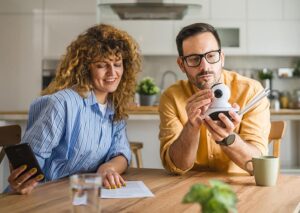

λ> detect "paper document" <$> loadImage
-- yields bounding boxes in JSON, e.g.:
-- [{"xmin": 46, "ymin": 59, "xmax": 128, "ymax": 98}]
[{"xmin": 101, "ymin": 181, "xmax": 154, "ymax": 199}]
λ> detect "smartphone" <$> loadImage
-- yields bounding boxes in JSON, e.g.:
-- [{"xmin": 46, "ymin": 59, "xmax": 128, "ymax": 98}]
[{"xmin": 4, "ymin": 143, "xmax": 44, "ymax": 180}]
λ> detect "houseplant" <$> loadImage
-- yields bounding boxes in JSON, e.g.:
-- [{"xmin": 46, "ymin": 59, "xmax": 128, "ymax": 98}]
[
  {"xmin": 293, "ymin": 59, "xmax": 300, "ymax": 77},
  {"xmin": 258, "ymin": 68, "xmax": 273, "ymax": 89},
  {"xmin": 136, "ymin": 77, "xmax": 160, "ymax": 106},
  {"xmin": 182, "ymin": 180, "xmax": 237, "ymax": 213}
]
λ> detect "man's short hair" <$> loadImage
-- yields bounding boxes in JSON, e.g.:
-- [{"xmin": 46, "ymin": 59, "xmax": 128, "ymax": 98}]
[{"xmin": 176, "ymin": 23, "xmax": 221, "ymax": 56}]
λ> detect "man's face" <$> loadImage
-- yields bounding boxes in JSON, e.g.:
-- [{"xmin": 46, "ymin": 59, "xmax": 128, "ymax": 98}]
[{"xmin": 177, "ymin": 32, "xmax": 224, "ymax": 89}]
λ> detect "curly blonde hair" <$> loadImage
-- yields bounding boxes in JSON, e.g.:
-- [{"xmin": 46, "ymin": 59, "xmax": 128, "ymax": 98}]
[{"xmin": 42, "ymin": 24, "xmax": 141, "ymax": 121}]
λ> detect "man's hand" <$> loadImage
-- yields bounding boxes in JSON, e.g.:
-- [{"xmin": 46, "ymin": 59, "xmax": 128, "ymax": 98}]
[
  {"xmin": 204, "ymin": 103, "xmax": 241, "ymax": 141},
  {"xmin": 186, "ymin": 89, "xmax": 213, "ymax": 128}
]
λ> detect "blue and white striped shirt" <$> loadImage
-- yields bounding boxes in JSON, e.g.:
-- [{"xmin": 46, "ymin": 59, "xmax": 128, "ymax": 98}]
[{"xmin": 21, "ymin": 89, "xmax": 131, "ymax": 181}]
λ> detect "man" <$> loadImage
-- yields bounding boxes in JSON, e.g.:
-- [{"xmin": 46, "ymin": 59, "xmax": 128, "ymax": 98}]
[{"xmin": 159, "ymin": 23, "xmax": 270, "ymax": 174}]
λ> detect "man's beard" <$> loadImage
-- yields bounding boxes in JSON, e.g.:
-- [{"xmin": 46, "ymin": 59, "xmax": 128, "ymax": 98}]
[
  {"xmin": 192, "ymin": 70, "xmax": 221, "ymax": 89},
  {"xmin": 184, "ymin": 65, "xmax": 222, "ymax": 89},
  {"xmin": 195, "ymin": 71, "xmax": 216, "ymax": 89}
]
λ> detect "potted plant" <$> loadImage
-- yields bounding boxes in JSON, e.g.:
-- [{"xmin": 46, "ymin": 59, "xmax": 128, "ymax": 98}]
[
  {"xmin": 293, "ymin": 59, "xmax": 300, "ymax": 77},
  {"xmin": 136, "ymin": 77, "xmax": 160, "ymax": 106},
  {"xmin": 258, "ymin": 68, "xmax": 273, "ymax": 90},
  {"xmin": 182, "ymin": 180, "xmax": 237, "ymax": 213}
]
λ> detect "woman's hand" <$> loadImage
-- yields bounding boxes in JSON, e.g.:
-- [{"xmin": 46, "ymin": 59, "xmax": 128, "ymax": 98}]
[
  {"xmin": 97, "ymin": 156, "xmax": 128, "ymax": 189},
  {"xmin": 8, "ymin": 165, "xmax": 44, "ymax": 194},
  {"xmin": 99, "ymin": 169, "xmax": 126, "ymax": 189}
]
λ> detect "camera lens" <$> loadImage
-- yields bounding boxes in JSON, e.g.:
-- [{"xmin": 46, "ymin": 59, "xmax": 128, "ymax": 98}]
[{"xmin": 214, "ymin": 89, "xmax": 223, "ymax": 98}]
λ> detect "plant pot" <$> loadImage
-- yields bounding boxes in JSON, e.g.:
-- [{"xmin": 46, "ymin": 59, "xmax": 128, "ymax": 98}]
[
  {"xmin": 262, "ymin": 79, "xmax": 272, "ymax": 90},
  {"xmin": 139, "ymin": 94, "xmax": 157, "ymax": 106}
]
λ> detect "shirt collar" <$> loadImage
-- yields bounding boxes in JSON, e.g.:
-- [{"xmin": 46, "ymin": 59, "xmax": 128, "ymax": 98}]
[
  {"xmin": 84, "ymin": 90, "xmax": 98, "ymax": 106},
  {"xmin": 84, "ymin": 91, "xmax": 115, "ymax": 117}
]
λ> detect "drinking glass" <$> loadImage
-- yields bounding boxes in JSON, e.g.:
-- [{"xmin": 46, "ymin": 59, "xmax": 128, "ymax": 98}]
[{"xmin": 70, "ymin": 173, "xmax": 102, "ymax": 213}]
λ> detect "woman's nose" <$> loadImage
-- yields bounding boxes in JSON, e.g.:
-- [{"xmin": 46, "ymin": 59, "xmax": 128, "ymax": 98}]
[{"xmin": 106, "ymin": 64, "xmax": 116, "ymax": 75}]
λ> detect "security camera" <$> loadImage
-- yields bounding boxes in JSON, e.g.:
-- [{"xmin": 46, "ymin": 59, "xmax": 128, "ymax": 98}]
[{"xmin": 204, "ymin": 83, "xmax": 238, "ymax": 120}]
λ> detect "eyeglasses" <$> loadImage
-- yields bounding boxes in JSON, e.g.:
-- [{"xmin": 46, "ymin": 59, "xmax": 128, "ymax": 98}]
[{"xmin": 182, "ymin": 49, "xmax": 221, "ymax": 67}]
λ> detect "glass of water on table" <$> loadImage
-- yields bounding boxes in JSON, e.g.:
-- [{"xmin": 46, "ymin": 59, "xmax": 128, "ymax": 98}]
[{"xmin": 70, "ymin": 173, "xmax": 102, "ymax": 213}]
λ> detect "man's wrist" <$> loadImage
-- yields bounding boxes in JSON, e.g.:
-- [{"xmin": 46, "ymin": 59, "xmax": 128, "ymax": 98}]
[
  {"xmin": 216, "ymin": 134, "xmax": 236, "ymax": 146},
  {"xmin": 186, "ymin": 120, "xmax": 201, "ymax": 132}
]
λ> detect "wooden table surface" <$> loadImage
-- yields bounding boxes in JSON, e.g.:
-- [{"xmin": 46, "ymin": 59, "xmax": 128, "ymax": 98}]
[{"xmin": 0, "ymin": 168, "xmax": 300, "ymax": 213}]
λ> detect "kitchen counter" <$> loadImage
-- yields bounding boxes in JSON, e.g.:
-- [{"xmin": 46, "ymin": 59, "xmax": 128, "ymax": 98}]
[
  {"xmin": 1, "ymin": 107, "xmax": 300, "ymax": 121},
  {"xmin": 127, "ymin": 106, "xmax": 300, "ymax": 116}
]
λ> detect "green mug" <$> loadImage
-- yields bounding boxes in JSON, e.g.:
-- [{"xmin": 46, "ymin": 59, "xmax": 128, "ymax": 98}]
[{"xmin": 245, "ymin": 156, "xmax": 279, "ymax": 186}]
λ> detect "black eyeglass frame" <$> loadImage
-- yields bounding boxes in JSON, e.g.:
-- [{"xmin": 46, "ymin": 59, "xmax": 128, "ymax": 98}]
[{"xmin": 182, "ymin": 49, "xmax": 222, "ymax": 67}]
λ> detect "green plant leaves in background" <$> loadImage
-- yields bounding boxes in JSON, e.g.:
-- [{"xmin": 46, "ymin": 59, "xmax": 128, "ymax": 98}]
[
  {"xmin": 137, "ymin": 77, "xmax": 160, "ymax": 95},
  {"xmin": 293, "ymin": 60, "xmax": 300, "ymax": 77},
  {"xmin": 258, "ymin": 69, "xmax": 273, "ymax": 80},
  {"xmin": 182, "ymin": 180, "xmax": 237, "ymax": 213}
]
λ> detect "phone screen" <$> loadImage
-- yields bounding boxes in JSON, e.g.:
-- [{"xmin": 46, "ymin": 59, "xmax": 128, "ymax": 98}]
[{"xmin": 4, "ymin": 143, "xmax": 44, "ymax": 179}]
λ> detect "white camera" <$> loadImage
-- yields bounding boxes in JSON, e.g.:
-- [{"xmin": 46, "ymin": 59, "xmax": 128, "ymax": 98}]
[{"xmin": 204, "ymin": 83, "xmax": 238, "ymax": 120}]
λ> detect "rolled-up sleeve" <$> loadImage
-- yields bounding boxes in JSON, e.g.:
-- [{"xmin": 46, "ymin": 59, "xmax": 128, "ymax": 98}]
[
  {"xmin": 159, "ymin": 92, "xmax": 193, "ymax": 175},
  {"xmin": 105, "ymin": 120, "xmax": 131, "ymax": 165},
  {"xmin": 21, "ymin": 96, "xmax": 65, "ymax": 169}
]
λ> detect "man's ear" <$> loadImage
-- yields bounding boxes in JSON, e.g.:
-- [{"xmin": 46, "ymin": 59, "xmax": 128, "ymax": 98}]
[{"xmin": 177, "ymin": 57, "xmax": 186, "ymax": 73}]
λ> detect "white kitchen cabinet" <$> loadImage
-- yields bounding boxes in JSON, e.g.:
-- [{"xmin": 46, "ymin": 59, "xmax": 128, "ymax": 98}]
[
  {"xmin": 179, "ymin": 0, "xmax": 210, "ymax": 20},
  {"xmin": 0, "ymin": 0, "xmax": 42, "ymax": 13},
  {"xmin": 44, "ymin": 0, "xmax": 96, "ymax": 13},
  {"xmin": 43, "ymin": 0, "xmax": 96, "ymax": 58},
  {"xmin": 248, "ymin": 21, "xmax": 300, "ymax": 55},
  {"xmin": 174, "ymin": 20, "xmax": 247, "ymax": 55},
  {"xmin": 283, "ymin": 0, "xmax": 300, "ymax": 20},
  {"xmin": 0, "ymin": 5, "xmax": 43, "ymax": 111},
  {"xmin": 106, "ymin": 20, "xmax": 176, "ymax": 55},
  {"xmin": 211, "ymin": 0, "xmax": 246, "ymax": 20},
  {"xmin": 43, "ymin": 14, "xmax": 96, "ymax": 58},
  {"xmin": 247, "ymin": 0, "xmax": 283, "ymax": 20}
]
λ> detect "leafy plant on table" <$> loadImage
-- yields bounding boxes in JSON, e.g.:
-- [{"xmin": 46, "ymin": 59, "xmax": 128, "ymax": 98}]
[
  {"xmin": 136, "ymin": 77, "xmax": 160, "ymax": 95},
  {"xmin": 182, "ymin": 180, "xmax": 238, "ymax": 213}
]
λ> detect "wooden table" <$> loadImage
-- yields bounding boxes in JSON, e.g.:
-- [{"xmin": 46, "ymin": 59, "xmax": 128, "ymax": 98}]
[{"xmin": 0, "ymin": 168, "xmax": 300, "ymax": 213}]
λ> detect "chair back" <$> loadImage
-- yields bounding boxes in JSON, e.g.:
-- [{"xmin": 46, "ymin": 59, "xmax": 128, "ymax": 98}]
[
  {"xmin": 0, "ymin": 125, "xmax": 21, "ymax": 164},
  {"xmin": 129, "ymin": 141, "xmax": 143, "ymax": 168},
  {"xmin": 268, "ymin": 121, "xmax": 286, "ymax": 157}
]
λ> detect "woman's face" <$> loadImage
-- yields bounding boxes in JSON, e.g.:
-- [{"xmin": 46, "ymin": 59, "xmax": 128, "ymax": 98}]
[{"xmin": 89, "ymin": 55, "xmax": 124, "ymax": 103}]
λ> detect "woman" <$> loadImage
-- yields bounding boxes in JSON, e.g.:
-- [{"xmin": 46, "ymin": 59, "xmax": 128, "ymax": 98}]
[{"xmin": 7, "ymin": 24, "xmax": 141, "ymax": 194}]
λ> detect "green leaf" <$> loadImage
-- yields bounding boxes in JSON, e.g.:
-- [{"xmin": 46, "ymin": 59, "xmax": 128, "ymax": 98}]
[
  {"xmin": 136, "ymin": 77, "xmax": 160, "ymax": 95},
  {"xmin": 213, "ymin": 188, "xmax": 237, "ymax": 209},
  {"xmin": 182, "ymin": 180, "xmax": 238, "ymax": 213},
  {"xmin": 210, "ymin": 180, "xmax": 237, "ymax": 210},
  {"xmin": 182, "ymin": 184, "xmax": 212, "ymax": 204},
  {"xmin": 202, "ymin": 197, "xmax": 228, "ymax": 213},
  {"xmin": 210, "ymin": 180, "xmax": 232, "ymax": 191}
]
